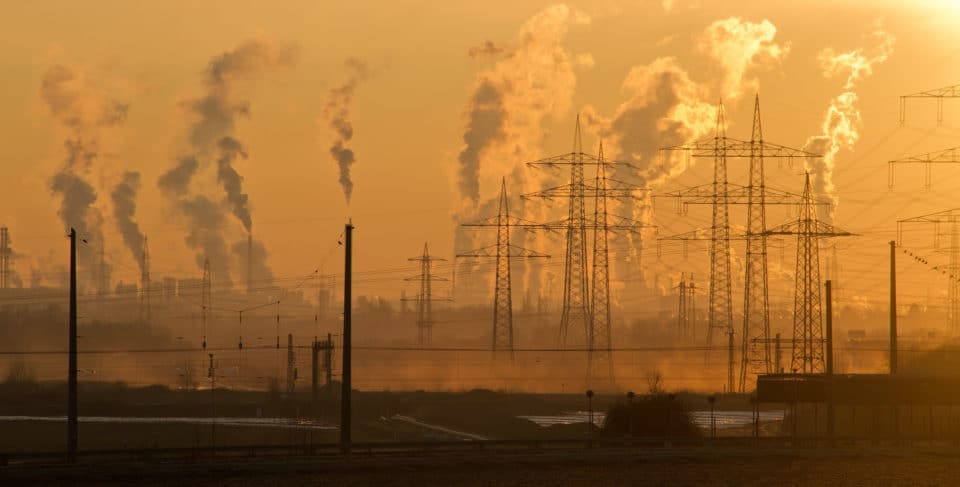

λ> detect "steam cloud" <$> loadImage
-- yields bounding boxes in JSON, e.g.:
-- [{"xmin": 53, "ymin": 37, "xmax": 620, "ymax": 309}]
[
  {"xmin": 41, "ymin": 64, "xmax": 128, "ymax": 290},
  {"xmin": 454, "ymin": 4, "xmax": 591, "ymax": 303},
  {"xmin": 324, "ymin": 58, "xmax": 370, "ymax": 203},
  {"xmin": 158, "ymin": 37, "xmax": 297, "ymax": 283},
  {"xmin": 584, "ymin": 17, "xmax": 788, "ymax": 295},
  {"xmin": 804, "ymin": 27, "xmax": 895, "ymax": 221},
  {"xmin": 111, "ymin": 171, "xmax": 146, "ymax": 272},
  {"xmin": 700, "ymin": 17, "xmax": 790, "ymax": 102},
  {"xmin": 216, "ymin": 137, "xmax": 251, "ymax": 232}
]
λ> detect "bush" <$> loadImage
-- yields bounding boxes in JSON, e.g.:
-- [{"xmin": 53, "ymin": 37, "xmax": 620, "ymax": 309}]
[{"xmin": 601, "ymin": 394, "xmax": 699, "ymax": 438}]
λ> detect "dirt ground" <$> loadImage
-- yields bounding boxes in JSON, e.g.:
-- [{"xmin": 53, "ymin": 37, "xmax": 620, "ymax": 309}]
[
  {"xmin": 205, "ymin": 453, "xmax": 960, "ymax": 486},
  {"xmin": 8, "ymin": 448, "xmax": 960, "ymax": 486}
]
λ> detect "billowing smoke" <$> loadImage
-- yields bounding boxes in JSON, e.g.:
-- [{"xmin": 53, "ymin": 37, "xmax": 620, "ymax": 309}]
[
  {"xmin": 584, "ymin": 57, "xmax": 715, "ymax": 187},
  {"xmin": 41, "ymin": 63, "xmax": 128, "ymax": 290},
  {"xmin": 180, "ymin": 195, "xmax": 230, "ymax": 278},
  {"xmin": 110, "ymin": 171, "xmax": 146, "ymax": 272},
  {"xmin": 453, "ymin": 4, "xmax": 591, "ymax": 304},
  {"xmin": 157, "ymin": 156, "xmax": 199, "ymax": 196},
  {"xmin": 583, "ymin": 17, "xmax": 788, "ymax": 298},
  {"xmin": 158, "ymin": 37, "xmax": 297, "ymax": 282},
  {"xmin": 804, "ymin": 28, "xmax": 895, "ymax": 221},
  {"xmin": 323, "ymin": 58, "xmax": 369, "ymax": 203},
  {"xmin": 458, "ymin": 79, "xmax": 506, "ymax": 205},
  {"xmin": 216, "ymin": 137, "xmax": 251, "ymax": 232},
  {"xmin": 699, "ymin": 17, "xmax": 789, "ymax": 102},
  {"xmin": 231, "ymin": 237, "xmax": 274, "ymax": 290}
]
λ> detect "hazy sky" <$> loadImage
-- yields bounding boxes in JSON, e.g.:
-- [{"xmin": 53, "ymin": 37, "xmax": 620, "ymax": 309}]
[{"xmin": 2, "ymin": 0, "xmax": 960, "ymax": 310}]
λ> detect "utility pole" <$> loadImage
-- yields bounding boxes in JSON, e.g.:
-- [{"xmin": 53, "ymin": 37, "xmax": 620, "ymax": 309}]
[
  {"xmin": 826, "ymin": 279, "xmax": 835, "ymax": 443},
  {"xmin": 890, "ymin": 240, "xmax": 897, "ymax": 374},
  {"xmin": 403, "ymin": 243, "xmax": 450, "ymax": 346},
  {"xmin": 764, "ymin": 174, "xmax": 853, "ymax": 373},
  {"xmin": 68, "ymin": 228, "xmax": 78, "ymax": 461},
  {"xmin": 312, "ymin": 334, "xmax": 335, "ymax": 404},
  {"xmin": 459, "ymin": 178, "xmax": 548, "ymax": 361},
  {"xmin": 0, "ymin": 227, "xmax": 10, "ymax": 289},
  {"xmin": 286, "ymin": 334, "xmax": 296, "ymax": 395},
  {"xmin": 340, "ymin": 221, "xmax": 353, "ymax": 454}
]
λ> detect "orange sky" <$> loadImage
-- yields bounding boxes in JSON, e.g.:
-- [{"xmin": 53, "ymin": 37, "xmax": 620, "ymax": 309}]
[{"xmin": 2, "ymin": 0, "xmax": 960, "ymax": 313}]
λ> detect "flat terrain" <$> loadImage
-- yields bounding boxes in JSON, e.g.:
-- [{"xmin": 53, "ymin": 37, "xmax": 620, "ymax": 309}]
[{"xmin": 6, "ymin": 448, "xmax": 960, "ymax": 486}]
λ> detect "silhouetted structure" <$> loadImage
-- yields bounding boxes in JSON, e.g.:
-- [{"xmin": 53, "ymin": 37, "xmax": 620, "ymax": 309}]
[
  {"xmin": 403, "ymin": 243, "xmax": 448, "ymax": 345},
  {"xmin": 900, "ymin": 83, "xmax": 960, "ymax": 126},
  {"xmin": 459, "ymin": 178, "xmax": 548, "ymax": 359},
  {"xmin": 765, "ymin": 174, "xmax": 853, "ymax": 373}
]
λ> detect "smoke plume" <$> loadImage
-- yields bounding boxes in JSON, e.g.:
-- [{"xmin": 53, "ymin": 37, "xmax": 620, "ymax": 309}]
[
  {"xmin": 41, "ymin": 63, "xmax": 128, "ymax": 290},
  {"xmin": 110, "ymin": 171, "xmax": 146, "ymax": 272},
  {"xmin": 157, "ymin": 156, "xmax": 199, "ymax": 196},
  {"xmin": 456, "ymin": 4, "xmax": 589, "ymax": 207},
  {"xmin": 804, "ymin": 27, "xmax": 895, "ymax": 220},
  {"xmin": 582, "ymin": 17, "xmax": 788, "ymax": 297},
  {"xmin": 231, "ymin": 237, "xmax": 274, "ymax": 289},
  {"xmin": 453, "ymin": 4, "xmax": 591, "ymax": 303},
  {"xmin": 216, "ymin": 137, "xmax": 251, "ymax": 232},
  {"xmin": 324, "ymin": 58, "xmax": 370, "ymax": 203},
  {"xmin": 458, "ymin": 79, "xmax": 506, "ymax": 205},
  {"xmin": 699, "ymin": 17, "xmax": 789, "ymax": 102},
  {"xmin": 158, "ymin": 37, "xmax": 297, "ymax": 282}
]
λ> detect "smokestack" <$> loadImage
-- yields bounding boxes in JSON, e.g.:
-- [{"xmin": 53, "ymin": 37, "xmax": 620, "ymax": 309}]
[{"xmin": 247, "ymin": 233, "xmax": 253, "ymax": 294}]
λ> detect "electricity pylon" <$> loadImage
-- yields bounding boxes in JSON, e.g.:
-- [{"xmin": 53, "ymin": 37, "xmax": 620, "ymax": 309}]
[
  {"xmin": 887, "ymin": 146, "xmax": 960, "ymax": 190},
  {"xmin": 459, "ymin": 178, "xmax": 549, "ymax": 359},
  {"xmin": 897, "ymin": 209, "xmax": 960, "ymax": 333},
  {"xmin": 659, "ymin": 97, "xmax": 821, "ymax": 392},
  {"xmin": 404, "ymin": 243, "xmax": 450, "ymax": 346},
  {"xmin": 522, "ymin": 122, "xmax": 652, "ymax": 386},
  {"xmin": 900, "ymin": 84, "xmax": 960, "ymax": 126},
  {"xmin": 764, "ymin": 173, "xmax": 853, "ymax": 373}
]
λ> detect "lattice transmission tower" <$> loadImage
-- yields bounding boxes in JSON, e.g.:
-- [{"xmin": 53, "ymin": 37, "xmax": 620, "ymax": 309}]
[
  {"xmin": 887, "ymin": 146, "xmax": 960, "ymax": 190},
  {"xmin": 765, "ymin": 173, "xmax": 853, "ymax": 373},
  {"xmin": 522, "ymin": 121, "xmax": 651, "ymax": 385},
  {"xmin": 898, "ymin": 209, "xmax": 960, "ymax": 333},
  {"xmin": 900, "ymin": 84, "xmax": 960, "ymax": 126},
  {"xmin": 459, "ymin": 178, "xmax": 549, "ymax": 359},
  {"xmin": 659, "ymin": 97, "xmax": 820, "ymax": 391},
  {"xmin": 403, "ymin": 243, "xmax": 450, "ymax": 345}
]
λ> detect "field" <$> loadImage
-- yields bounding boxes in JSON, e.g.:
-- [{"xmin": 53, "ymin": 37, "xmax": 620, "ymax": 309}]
[{"xmin": 5, "ymin": 447, "xmax": 960, "ymax": 486}]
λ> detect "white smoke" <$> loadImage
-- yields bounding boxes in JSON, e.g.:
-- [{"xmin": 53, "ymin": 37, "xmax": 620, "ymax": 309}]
[
  {"xmin": 804, "ymin": 27, "xmax": 895, "ymax": 221},
  {"xmin": 699, "ymin": 17, "xmax": 790, "ymax": 102}
]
